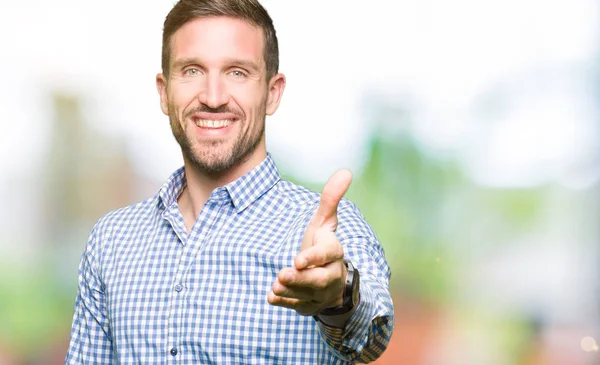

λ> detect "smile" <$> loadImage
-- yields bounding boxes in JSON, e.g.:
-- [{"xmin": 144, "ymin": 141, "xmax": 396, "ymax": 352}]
[{"xmin": 194, "ymin": 119, "xmax": 235, "ymax": 128}]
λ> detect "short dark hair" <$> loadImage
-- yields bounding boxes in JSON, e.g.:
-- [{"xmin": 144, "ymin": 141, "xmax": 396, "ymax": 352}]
[{"xmin": 161, "ymin": 0, "xmax": 279, "ymax": 79}]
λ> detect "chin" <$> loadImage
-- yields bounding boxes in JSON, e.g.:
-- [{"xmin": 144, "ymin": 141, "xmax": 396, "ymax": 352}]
[{"xmin": 189, "ymin": 149, "xmax": 236, "ymax": 174}]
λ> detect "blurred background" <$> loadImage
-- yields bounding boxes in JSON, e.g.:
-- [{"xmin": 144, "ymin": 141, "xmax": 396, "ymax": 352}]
[{"xmin": 1, "ymin": 0, "xmax": 599, "ymax": 364}]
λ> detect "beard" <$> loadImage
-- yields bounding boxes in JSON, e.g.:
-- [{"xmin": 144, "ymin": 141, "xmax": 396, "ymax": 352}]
[{"xmin": 168, "ymin": 103, "xmax": 266, "ymax": 176}]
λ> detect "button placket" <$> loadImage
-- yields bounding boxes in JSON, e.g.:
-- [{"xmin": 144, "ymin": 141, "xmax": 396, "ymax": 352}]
[{"xmin": 169, "ymin": 193, "xmax": 228, "ymax": 362}]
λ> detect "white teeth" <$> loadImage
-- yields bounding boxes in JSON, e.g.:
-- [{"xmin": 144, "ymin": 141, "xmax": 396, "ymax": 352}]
[{"xmin": 195, "ymin": 119, "xmax": 234, "ymax": 128}]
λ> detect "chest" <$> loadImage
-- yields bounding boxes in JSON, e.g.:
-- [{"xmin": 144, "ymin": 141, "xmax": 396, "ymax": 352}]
[{"xmin": 100, "ymin": 201, "xmax": 314, "ymax": 358}]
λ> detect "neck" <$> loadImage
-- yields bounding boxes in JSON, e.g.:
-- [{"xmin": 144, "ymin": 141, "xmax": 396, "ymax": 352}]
[{"xmin": 177, "ymin": 148, "xmax": 267, "ymax": 227}]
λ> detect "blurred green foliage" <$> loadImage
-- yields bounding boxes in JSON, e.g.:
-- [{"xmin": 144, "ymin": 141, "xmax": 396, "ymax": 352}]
[{"xmin": 0, "ymin": 254, "xmax": 74, "ymax": 357}]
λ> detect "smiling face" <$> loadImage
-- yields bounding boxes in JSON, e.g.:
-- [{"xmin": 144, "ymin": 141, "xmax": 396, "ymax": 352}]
[{"xmin": 156, "ymin": 16, "xmax": 285, "ymax": 177}]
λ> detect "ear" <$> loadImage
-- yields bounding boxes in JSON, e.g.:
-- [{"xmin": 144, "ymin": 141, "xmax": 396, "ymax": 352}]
[
  {"xmin": 266, "ymin": 73, "xmax": 286, "ymax": 116},
  {"xmin": 156, "ymin": 73, "xmax": 169, "ymax": 115}
]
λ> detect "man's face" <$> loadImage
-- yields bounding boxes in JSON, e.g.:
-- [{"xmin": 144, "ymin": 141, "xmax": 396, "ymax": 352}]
[{"xmin": 157, "ymin": 16, "xmax": 285, "ymax": 175}]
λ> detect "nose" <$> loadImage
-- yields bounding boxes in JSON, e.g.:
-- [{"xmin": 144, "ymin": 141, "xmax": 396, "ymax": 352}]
[{"xmin": 197, "ymin": 73, "xmax": 230, "ymax": 108}]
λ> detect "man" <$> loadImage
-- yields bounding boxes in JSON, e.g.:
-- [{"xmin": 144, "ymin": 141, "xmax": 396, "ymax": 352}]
[{"xmin": 65, "ymin": 0, "xmax": 394, "ymax": 363}]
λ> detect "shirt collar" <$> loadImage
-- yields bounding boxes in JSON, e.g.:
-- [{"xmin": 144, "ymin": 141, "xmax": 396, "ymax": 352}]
[
  {"xmin": 158, "ymin": 153, "xmax": 281, "ymax": 213},
  {"xmin": 158, "ymin": 166, "xmax": 186, "ymax": 210},
  {"xmin": 224, "ymin": 153, "xmax": 280, "ymax": 213}
]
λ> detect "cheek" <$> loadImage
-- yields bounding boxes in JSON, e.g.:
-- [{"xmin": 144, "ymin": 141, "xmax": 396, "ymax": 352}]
[
  {"xmin": 229, "ymin": 83, "xmax": 268, "ymax": 117},
  {"xmin": 169, "ymin": 82, "xmax": 201, "ymax": 112}
]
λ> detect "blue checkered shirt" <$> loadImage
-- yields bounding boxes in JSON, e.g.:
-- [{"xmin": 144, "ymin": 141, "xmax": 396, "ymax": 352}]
[{"xmin": 65, "ymin": 154, "xmax": 394, "ymax": 364}]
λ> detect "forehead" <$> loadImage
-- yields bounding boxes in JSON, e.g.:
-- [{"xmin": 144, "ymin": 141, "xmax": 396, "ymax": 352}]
[{"xmin": 170, "ymin": 16, "xmax": 265, "ymax": 67}]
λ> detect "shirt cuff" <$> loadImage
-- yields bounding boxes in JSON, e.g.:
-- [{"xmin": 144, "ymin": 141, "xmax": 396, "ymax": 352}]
[{"xmin": 316, "ymin": 279, "xmax": 376, "ymax": 359}]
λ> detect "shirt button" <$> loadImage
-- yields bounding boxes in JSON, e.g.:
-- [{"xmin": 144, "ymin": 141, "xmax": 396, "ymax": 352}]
[
  {"xmin": 174, "ymin": 284, "xmax": 183, "ymax": 292},
  {"xmin": 170, "ymin": 348, "xmax": 177, "ymax": 356}
]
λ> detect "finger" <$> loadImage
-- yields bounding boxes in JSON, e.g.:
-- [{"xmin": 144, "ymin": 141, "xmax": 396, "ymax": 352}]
[
  {"xmin": 280, "ymin": 261, "xmax": 343, "ymax": 292},
  {"xmin": 295, "ymin": 231, "xmax": 344, "ymax": 269},
  {"xmin": 267, "ymin": 292, "xmax": 319, "ymax": 316},
  {"xmin": 315, "ymin": 169, "xmax": 352, "ymax": 231},
  {"xmin": 271, "ymin": 279, "xmax": 316, "ymax": 301}
]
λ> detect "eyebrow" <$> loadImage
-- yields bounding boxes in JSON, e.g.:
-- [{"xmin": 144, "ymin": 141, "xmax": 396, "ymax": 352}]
[
  {"xmin": 171, "ymin": 57, "xmax": 262, "ymax": 73},
  {"xmin": 224, "ymin": 58, "xmax": 262, "ymax": 72},
  {"xmin": 171, "ymin": 57, "xmax": 203, "ymax": 72}
]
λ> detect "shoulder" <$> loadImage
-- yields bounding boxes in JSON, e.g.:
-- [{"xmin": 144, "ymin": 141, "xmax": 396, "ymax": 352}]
[
  {"xmin": 336, "ymin": 198, "xmax": 377, "ymax": 239},
  {"xmin": 98, "ymin": 195, "xmax": 159, "ymax": 231},
  {"xmin": 274, "ymin": 179, "xmax": 321, "ymax": 208},
  {"xmin": 85, "ymin": 194, "xmax": 160, "ymax": 252},
  {"xmin": 274, "ymin": 178, "xmax": 376, "ymax": 239}
]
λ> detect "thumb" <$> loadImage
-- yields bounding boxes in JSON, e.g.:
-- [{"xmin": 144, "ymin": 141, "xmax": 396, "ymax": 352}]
[
  {"xmin": 315, "ymin": 168, "xmax": 352, "ymax": 231},
  {"xmin": 300, "ymin": 169, "xmax": 352, "ymax": 252}
]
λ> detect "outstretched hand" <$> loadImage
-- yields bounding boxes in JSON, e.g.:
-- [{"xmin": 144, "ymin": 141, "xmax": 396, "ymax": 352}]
[{"xmin": 267, "ymin": 169, "xmax": 352, "ymax": 316}]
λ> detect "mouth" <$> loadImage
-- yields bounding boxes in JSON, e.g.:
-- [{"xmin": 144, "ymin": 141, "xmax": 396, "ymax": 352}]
[
  {"xmin": 193, "ymin": 118, "xmax": 235, "ymax": 129},
  {"xmin": 189, "ymin": 111, "xmax": 240, "ymax": 130},
  {"xmin": 188, "ymin": 112, "xmax": 239, "ymax": 139}
]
